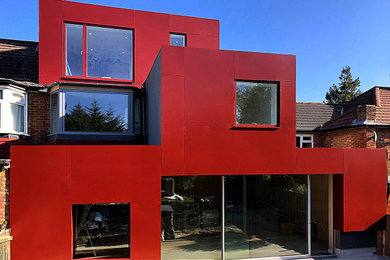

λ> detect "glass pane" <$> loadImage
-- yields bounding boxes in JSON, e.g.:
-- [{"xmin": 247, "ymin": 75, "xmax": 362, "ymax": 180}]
[
  {"xmin": 64, "ymin": 91, "xmax": 129, "ymax": 133},
  {"xmin": 10, "ymin": 104, "xmax": 24, "ymax": 132},
  {"xmin": 296, "ymin": 136, "xmax": 301, "ymax": 148},
  {"xmin": 170, "ymin": 34, "xmax": 186, "ymax": 47},
  {"xmin": 236, "ymin": 82, "xmax": 278, "ymax": 125},
  {"xmin": 302, "ymin": 136, "xmax": 312, "ymax": 141},
  {"xmin": 161, "ymin": 176, "xmax": 222, "ymax": 259},
  {"xmin": 134, "ymin": 96, "xmax": 141, "ymax": 135},
  {"xmin": 302, "ymin": 142, "xmax": 313, "ymax": 148},
  {"xmin": 87, "ymin": 26, "xmax": 133, "ymax": 80},
  {"xmin": 73, "ymin": 203, "xmax": 130, "ymax": 259},
  {"xmin": 10, "ymin": 93, "xmax": 25, "ymax": 103},
  {"xmin": 50, "ymin": 93, "xmax": 59, "ymax": 134},
  {"xmin": 66, "ymin": 24, "xmax": 83, "ymax": 77},
  {"xmin": 0, "ymin": 90, "xmax": 3, "ymax": 99},
  {"xmin": 225, "ymin": 175, "xmax": 307, "ymax": 259},
  {"xmin": 311, "ymin": 175, "xmax": 330, "ymax": 255}
]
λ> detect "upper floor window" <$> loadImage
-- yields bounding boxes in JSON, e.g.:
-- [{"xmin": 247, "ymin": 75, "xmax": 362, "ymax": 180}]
[
  {"xmin": 235, "ymin": 81, "xmax": 279, "ymax": 126},
  {"xmin": 51, "ymin": 89, "xmax": 134, "ymax": 135},
  {"xmin": 296, "ymin": 134, "xmax": 313, "ymax": 148},
  {"xmin": 65, "ymin": 23, "xmax": 133, "ymax": 80},
  {"xmin": 0, "ymin": 87, "xmax": 27, "ymax": 135},
  {"xmin": 170, "ymin": 33, "xmax": 186, "ymax": 47}
]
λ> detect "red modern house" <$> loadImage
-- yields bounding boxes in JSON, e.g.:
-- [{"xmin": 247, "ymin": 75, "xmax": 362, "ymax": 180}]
[{"xmin": 8, "ymin": 0, "xmax": 388, "ymax": 259}]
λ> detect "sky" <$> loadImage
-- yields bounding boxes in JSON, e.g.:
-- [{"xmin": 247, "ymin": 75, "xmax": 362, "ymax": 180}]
[{"xmin": 1, "ymin": 0, "xmax": 390, "ymax": 102}]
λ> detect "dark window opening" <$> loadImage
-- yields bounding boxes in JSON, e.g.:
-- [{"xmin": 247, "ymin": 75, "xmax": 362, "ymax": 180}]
[{"xmin": 72, "ymin": 203, "xmax": 130, "ymax": 259}]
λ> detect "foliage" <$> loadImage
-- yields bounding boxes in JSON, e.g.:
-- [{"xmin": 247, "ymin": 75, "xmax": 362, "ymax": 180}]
[
  {"xmin": 325, "ymin": 66, "xmax": 361, "ymax": 104},
  {"xmin": 65, "ymin": 99, "xmax": 127, "ymax": 132},
  {"xmin": 236, "ymin": 83, "xmax": 275, "ymax": 124}
]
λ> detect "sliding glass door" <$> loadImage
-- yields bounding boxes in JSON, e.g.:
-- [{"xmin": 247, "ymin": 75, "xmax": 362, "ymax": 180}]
[
  {"xmin": 224, "ymin": 175, "xmax": 308, "ymax": 259},
  {"xmin": 161, "ymin": 175, "xmax": 327, "ymax": 260}
]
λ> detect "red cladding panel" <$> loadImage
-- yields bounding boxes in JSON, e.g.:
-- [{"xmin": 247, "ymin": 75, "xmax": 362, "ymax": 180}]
[
  {"xmin": 296, "ymin": 148, "xmax": 344, "ymax": 174},
  {"xmin": 343, "ymin": 149, "xmax": 387, "ymax": 231},
  {"xmin": 39, "ymin": 0, "xmax": 219, "ymax": 86},
  {"xmin": 11, "ymin": 146, "xmax": 72, "ymax": 260},
  {"xmin": 160, "ymin": 46, "xmax": 296, "ymax": 175},
  {"xmin": 11, "ymin": 145, "xmax": 161, "ymax": 260}
]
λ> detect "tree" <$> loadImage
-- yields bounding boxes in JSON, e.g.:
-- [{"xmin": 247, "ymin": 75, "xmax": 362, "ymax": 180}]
[{"xmin": 325, "ymin": 66, "xmax": 361, "ymax": 104}]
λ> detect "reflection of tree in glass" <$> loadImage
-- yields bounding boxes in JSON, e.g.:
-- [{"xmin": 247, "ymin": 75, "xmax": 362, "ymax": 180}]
[
  {"xmin": 236, "ymin": 84, "xmax": 274, "ymax": 125},
  {"xmin": 65, "ymin": 98, "xmax": 127, "ymax": 132}
]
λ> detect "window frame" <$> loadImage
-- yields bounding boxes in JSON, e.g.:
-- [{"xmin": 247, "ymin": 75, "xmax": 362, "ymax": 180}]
[
  {"xmin": 169, "ymin": 32, "xmax": 187, "ymax": 47},
  {"xmin": 233, "ymin": 80, "xmax": 280, "ymax": 129},
  {"xmin": 0, "ymin": 86, "xmax": 28, "ymax": 135},
  {"xmin": 63, "ymin": 22, "xmax": 135, "ymax": 83},
  {"xmin": 50, "ymin": 89, "xmax": 134, "ymax": 136},
  {"xmin": 72, "ymin": 202, "xmax": 131, "ymax": 259},
  {"xmin": 296, "ymin": 134, "xmax": 314, "ymax": 148}
]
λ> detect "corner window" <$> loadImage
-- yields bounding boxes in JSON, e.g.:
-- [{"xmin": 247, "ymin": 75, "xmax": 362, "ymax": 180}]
[
  {"xmin": 235, "ymin": 81, "xmax": 279, "ymax": 126},
  {"xmin": 0, "ymin": 87, "xmax": 27, "ymax": 135},
  {"xmin": 50, "ymin": 89, "xmax": 133, "ymax": 135},
  {"xmin": 170, "ymin": 33, "xmax": 186, "ymax": 47},
  {"xmin": 65, "ymin": 23, "xmax": 133, "ymax": 80},
  {"xmin": 296, "ymin": 134, "xmax": 313, "ymax": 148},
  {"xmin": 72, "ymin": 203, "xmax": 130, "ymax": 259}
]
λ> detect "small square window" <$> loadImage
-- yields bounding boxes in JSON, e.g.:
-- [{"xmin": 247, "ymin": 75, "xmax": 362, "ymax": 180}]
[
  {"xmin": 296, "ymin": 135, "xmax": 314, "ymax": 148},
  {"xmin": 235, "ymin": 81, "xmax": 278, "ymax": 126},
  {"xmin": 72, "ymin": 203, "xmax": 130, "ymax": 259},
  {"xmin": 170, "ymin": 33, "xmax": 186, "ymax": 47}
]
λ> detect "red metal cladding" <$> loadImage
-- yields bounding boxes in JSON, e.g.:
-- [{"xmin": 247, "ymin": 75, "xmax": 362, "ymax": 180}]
[
  {"xmin": 10, "ymin": 145, "xmax": 162, "ymax": 260},
  {"xmin": 39, "ymin": 0, "xmax": 219, "ymax": 87},
  {"xmin": 159, "ymin": 46, "xmax": 297, "ymax": 175},
  {"xmin": 297, "ymin": 148, "xmax": 387, "ymax": 231}
]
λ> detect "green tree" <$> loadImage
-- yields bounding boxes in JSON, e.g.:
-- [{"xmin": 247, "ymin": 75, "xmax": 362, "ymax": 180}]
[{"xmin": 325, "ymin": 65, "xmax": 361, "ymax": 104}]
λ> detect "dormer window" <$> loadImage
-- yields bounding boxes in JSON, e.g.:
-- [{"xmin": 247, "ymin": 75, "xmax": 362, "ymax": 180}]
[
  {"xmin": 65, "ymin": 23, "xmax": 133, "ymax": 81},
  {"xmin": 0, "ymin": 86, "xmax": 27, "ymax": 135}
]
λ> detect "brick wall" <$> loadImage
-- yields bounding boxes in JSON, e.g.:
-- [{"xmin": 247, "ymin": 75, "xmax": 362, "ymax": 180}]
[
  {"xmin": 0, "ymin": 168, "xmax": 9, "ymax": 229},
  {"xmin": 28, "ymin": 92, "xmax": 50, "ymax": 144},
  {"xmin": 316, "ymin": 127, "xmax": 368, "ymax": 148}
]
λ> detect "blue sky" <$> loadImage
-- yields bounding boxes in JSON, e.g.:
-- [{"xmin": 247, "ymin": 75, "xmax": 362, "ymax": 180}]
[{"xmin": 1, "ymin": 0, "xmax": 389, "ymax": 102}]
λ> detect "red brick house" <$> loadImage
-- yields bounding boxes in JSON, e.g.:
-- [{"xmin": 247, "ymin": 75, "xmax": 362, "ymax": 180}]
[{"xmin": 0, "ymin": 1, "xmax": 388, "ymax": 260}]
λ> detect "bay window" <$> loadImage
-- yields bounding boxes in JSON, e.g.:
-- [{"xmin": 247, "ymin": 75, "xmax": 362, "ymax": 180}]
[
  {"xmin": 65, "ymin": 23, "xmax": 133, "ymax": 80},
  {"xmin": 50, "ymin": 89, "xmax": 134, "ymax": 135},
  {"xmin": 0, "ymin": 87, "xmax": 27, "ymax": 135}
]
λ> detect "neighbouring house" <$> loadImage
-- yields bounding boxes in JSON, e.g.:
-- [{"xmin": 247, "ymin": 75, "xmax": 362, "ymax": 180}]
[{"xmin": 4, "ymin": 1, "xmax": 388, "ymax": 260}]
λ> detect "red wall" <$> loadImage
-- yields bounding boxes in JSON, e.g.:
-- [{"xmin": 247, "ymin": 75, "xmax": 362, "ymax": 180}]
[
  {"xmin": 39, "ymin": 0, "xmax": 219, "ymax": 87},
  {"xmin": 158, "ymin": 46, "xmax": 297, "ymax": 175},
  {"xmin": 297, "ymin": 148, "xmax": 387, "ymax": 232},
  {"xmin": 10, "ymin": 145, "xmax": 161, "ymax": 260}
]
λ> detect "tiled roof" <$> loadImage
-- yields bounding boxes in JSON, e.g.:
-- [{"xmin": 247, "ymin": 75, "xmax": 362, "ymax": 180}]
[
  {"xmin": 376, "ymin": 87, "xmax": 390, "ymax": 124},
  {"xmin": 321, "ymin": 107, "xmax": 357, "ymax": 130},
  {"xmin": 0, "ymin": 38, "xmax": 39, "ymax": 83},
  {"xmin": 296, "ymin": 102, "xmax": 342, "ymax": 131},
  {"xmin": 311, "ymin": 86, "xmax": 390, "ymax": 131}
]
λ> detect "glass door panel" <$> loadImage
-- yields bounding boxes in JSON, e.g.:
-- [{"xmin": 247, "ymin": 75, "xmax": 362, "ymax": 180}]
[
  {"xmin": 161, "ymin": 176, "xmax": 222, "ymax": 260},
  {"xmin": 224, "ymin": 175, "xmax": 308, "ymax": 259}
]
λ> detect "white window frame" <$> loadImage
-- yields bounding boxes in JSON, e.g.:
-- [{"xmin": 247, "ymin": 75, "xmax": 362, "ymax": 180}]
[
  {"xmin": 50, "ymin": 89, "xmax": 133, "ymax": 135},
  {"xmin": 0, "ymin": 86, "xmax": 28, "ymax": 135},
  {"xmin": 296, "ymin": 134, "xmax": 313, "ymax": 148}
]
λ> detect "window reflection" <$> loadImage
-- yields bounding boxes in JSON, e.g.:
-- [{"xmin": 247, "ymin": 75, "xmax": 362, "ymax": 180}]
[
  {"xmin": 66, "ymin": 24, "xmax": 83, "ymax": 77},
  {"xmin": 225, "ymin": 175, "xmax": 308, "ymax": 259},
  {"xmin": 87, "ymin": 26, "xmax": 133, "ymax": 80},
  {"xmin": 236, "ymin": 82, "xmax": 278, "ymax": 125},
  {"xmin": 73, "ymin": 203, "xmax": 130, "ymax": 259},
  {"xmin": 64, "ymin": 91, "xmax": 129, "ymax": 133},
  {"xmin": 170, "ymin": 34, "xmax": 186, "ymax": 47},
  {"xmin": 161, "ymin": 176, "xmax": 222, "ymax": 260}
]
